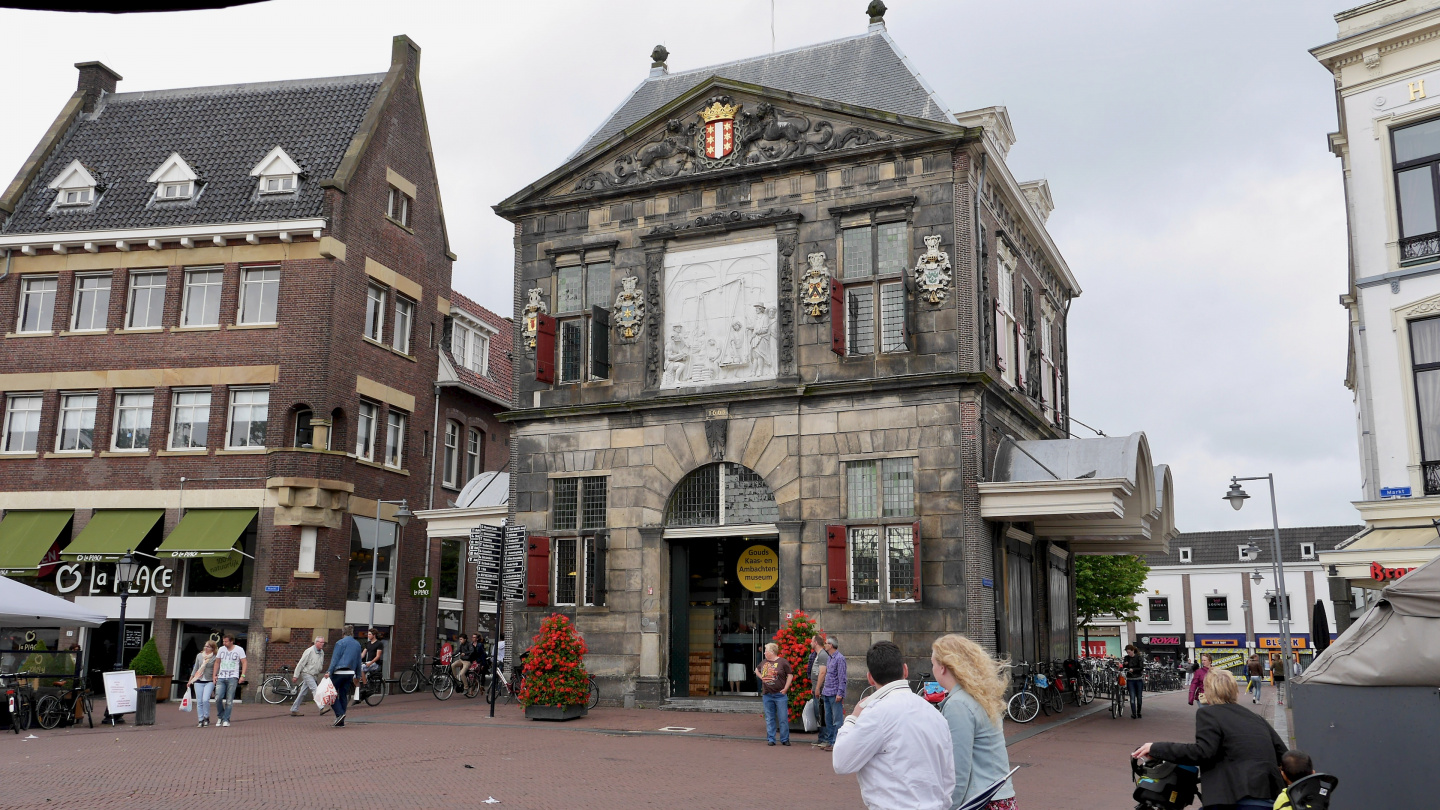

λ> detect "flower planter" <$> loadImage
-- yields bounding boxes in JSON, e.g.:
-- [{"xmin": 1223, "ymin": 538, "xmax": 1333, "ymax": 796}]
[
  {"xmin": 135, "ymin": 675, "xmax": 173, "ymax": 703},
  {"xmin": 524, "ymin": 703, "xmax": 587, "ymax": 721}
]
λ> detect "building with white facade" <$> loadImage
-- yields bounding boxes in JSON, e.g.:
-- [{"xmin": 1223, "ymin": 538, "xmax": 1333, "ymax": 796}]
[{"xmin": 1312, "ymin": 1, "xmax": 1440, "ymax": 620}]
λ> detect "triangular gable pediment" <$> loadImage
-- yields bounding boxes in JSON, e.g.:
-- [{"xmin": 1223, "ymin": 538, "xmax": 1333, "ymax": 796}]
[
  {"xmin": 250, "ymin": 146, "xmax": 303, "ymax": 177},
  {"xmin": 47, "ymin": 160, "xmax": 98, "ymax": 190},
  {"xmin": 499, "ymin": 77, "xmax": 968, "ymax": 210},
  {"xmin": 146, "ymin": 152, "xmax": 198, "ymax": 184}
]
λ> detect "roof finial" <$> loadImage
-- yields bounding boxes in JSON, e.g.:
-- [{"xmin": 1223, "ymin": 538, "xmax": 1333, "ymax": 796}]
[
  {"xmin": 867, "ymin": 0, "xmax": 887, "ymax": 29},
  {"xmin": 650, "ymin": 45, "xmax": 669, "ymax": 77}
]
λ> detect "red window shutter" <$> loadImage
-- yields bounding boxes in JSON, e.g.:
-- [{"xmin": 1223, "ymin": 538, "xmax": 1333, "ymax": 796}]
[
  {"xmin": 526, "ymin": 535, "xmax": 550, "ymax": 606},
  {"xmin": 829, "ymin": 278, "xmax": 845, "ymax": 355},
  {"xmin": 535, "ymin": 314, "xmax": 557, "ymax": 384},
  {"xmin": 826, "ymin": 525, "xmax": 848, "ymax": 603},
  {"xmin": 912, "ymin": 521, "xmax": 923, "ymax": 603}
]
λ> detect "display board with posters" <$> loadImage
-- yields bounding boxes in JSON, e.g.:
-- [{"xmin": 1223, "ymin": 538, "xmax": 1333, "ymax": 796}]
[{"xmin": 101, "ymin": 670, "xmax": 138, "ymax": 715}]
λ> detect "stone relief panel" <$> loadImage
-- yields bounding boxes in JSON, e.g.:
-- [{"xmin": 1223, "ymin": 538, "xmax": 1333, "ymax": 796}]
[{"xmin": 660, "ymin": 238, "xmax": 779, "ymax": 390}]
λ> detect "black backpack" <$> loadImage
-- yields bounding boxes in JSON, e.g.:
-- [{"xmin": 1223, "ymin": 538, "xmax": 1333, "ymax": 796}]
[{"xmin": 1131, "ymin": 757, "xmax": 1200, "ymax": 810}]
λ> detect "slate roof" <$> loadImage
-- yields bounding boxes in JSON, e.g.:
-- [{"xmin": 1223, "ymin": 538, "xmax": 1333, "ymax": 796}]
[
  {"xmin": 570, "ymin": 29, "xmax": 953, "ymax": 159},
  {"xmin": 447, "ymin": 290, "xmax": 514, "ymax": 408},
  {"xmin": 1143, "ymin": 525, "xmax": 1363, "ymax": 568},
  {"xmin": 2, "ymin": 73, "xmax": 384, "ymax": 235}
]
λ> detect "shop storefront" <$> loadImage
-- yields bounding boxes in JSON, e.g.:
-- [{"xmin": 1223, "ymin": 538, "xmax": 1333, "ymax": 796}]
[
  {"xmin": 1137, "ymin": 633, "xmax": 1186, "ymax": 663},
  {"xmin": 1079, "ymin": 625, "xmax": 1123, "ymax": 658}
]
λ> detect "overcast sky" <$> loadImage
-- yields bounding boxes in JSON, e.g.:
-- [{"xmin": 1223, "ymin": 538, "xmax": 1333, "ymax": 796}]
[{"xmin": 0, "ymin": 1, "xmax": 1361, "ymax": 532}]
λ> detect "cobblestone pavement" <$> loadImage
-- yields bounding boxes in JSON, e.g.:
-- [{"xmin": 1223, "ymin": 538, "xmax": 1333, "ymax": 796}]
[{"xmin": 1, "ymin": 686, "xmax": 1284, "ymax": 809}]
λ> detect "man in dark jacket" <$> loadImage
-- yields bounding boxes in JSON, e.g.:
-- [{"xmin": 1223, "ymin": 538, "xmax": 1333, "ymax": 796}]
[
  {"xmin": 1122, "ymin": 644, "xmax": 1146, "ymax": 719},
  {"xmin": 328, "ymin": 625, "xmax": 364, "ymax": 728},
  {"xmin": 1132, "ymin": 669, "xmax": 1287, "ymax": 808}
]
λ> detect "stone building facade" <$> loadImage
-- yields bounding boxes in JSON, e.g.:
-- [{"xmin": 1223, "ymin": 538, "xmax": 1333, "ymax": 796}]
[{"xmin": 497, "ymin": 6, "xmax": 1174, "ymax": 703}]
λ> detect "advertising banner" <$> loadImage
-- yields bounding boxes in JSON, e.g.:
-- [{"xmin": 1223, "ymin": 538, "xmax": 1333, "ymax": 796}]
[{"xmin": 101, "ymin": 670, "xmax": 138, "ymax": 715}]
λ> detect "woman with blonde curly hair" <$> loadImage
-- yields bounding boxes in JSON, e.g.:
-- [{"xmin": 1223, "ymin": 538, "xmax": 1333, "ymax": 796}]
[{"xmin": 931, "ymin": 634, "xmax": 1016, "ymax": 809}]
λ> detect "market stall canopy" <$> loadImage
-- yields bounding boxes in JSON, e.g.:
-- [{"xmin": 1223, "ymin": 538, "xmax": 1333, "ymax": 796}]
[
  {"xmin": 1296, "ymin": 554, "xmax": 1440, "ymax": 686},
  {"xmin": 155, "ymin": 509, "xmax": 256, "ymax": 558},
  {"xmin": 977, "ymin": 432, "xmax": 1176, "ymax": 554},
  {"xmin": 60, "ymin": 509, "xmax": 163, "ymax": 562},
  {"xmin": 0, "ymin": 574, "xmax": 105, "ymax": 628},
  {"xmin": 1318, "ymin": 524, "xmax": 1440, "ymax": 583},
  {"xmin": 0, "ymin": 510, "xmax": 73, "ymax": 576}
]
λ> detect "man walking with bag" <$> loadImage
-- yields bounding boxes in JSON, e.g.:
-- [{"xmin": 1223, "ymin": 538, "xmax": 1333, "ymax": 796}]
[
  {"xmin": 289, "ymin": 636, "xmax": 326, "ymax": 717},
  {"xmin": 328, "ymin": 625, "xmax": 363, "ymax": 728}
]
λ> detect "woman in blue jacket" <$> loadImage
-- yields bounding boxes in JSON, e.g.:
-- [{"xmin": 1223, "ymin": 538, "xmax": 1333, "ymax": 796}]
[{"xmin": 930, "ymin": 634, "xmax": 1017, "ymax": 810}]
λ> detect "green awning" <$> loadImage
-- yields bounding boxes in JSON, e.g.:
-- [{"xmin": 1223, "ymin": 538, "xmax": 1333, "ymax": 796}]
[
  {"xmin": 157, "ymin": 509, "xmax": 257, "ymax": 558},
  {"xmin": 0, "ymin": 511, "xmax": 73, "ymax": 576},
  {"xmin": 60, "ymin": 509, "xmax": 165, "ymax": 562}
]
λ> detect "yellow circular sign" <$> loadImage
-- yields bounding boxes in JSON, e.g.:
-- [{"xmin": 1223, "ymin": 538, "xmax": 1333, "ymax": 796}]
[
  {"xmin": 736, "ymin": 545, "xmax": 779, "ymax": 593},
  {"xmin": 204, "ymin": 546, "xmax": 243, "ymax": 579}
]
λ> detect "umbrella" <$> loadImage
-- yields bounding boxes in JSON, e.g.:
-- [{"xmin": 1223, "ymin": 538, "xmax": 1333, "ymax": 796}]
[
  {"xmin": 0, "ymin": 575, "xmax": 105, "ymax": 628},
  {"xmin": 1312, "ymin": 600, "xmax": 1331, "ymax": 654}
]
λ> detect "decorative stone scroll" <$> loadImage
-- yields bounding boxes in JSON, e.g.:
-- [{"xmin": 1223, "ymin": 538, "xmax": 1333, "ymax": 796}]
[
  {"xmin": 800, "ymin": 252, "xmax": 831, "ymax": 318},
  {"xmin": 521, "ymin": 287, "xmax": 548, "ymax": 350},
  {"xmin": 913, "ymin": 234, "xmax": 953, "ymax": 305},
  {"xmin": 613, "ymin": 275, "xmax": 645, "ymax": 340}
]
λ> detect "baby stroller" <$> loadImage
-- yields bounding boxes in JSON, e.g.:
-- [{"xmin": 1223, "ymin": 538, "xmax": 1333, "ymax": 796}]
[
  {"xmin": 1280, "ymin": 773, "xmax": 1340, "ymax": 810},
  {"xmin": 1131, "ymin": 757, "xmax": 1200, "ymax": 810}
]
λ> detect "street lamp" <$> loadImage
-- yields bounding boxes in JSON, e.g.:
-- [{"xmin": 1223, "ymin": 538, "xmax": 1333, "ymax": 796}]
[
  {"xmin": 368, "ymin": 499, "xmax": 413, "ymax": 635},
  {"xmin": 113, "ymin": 551, "xmax": 139, "ymax": 671},
  {"xmin": 1222, "ymin": 475, "xmax": 1294, "ymax": 691}
]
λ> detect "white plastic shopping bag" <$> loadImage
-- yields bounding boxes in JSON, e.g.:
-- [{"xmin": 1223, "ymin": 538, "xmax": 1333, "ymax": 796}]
[
  {"xmin": 315, "ymin": 676, "xmax": 337, "ymax": 710},
  {"xmin": 801, "ymin": 697, "xmax": 819, "ymax": 732},
  {"xmin": 179, "ymin": 686, "xmax": 193, "ymax": 712}
]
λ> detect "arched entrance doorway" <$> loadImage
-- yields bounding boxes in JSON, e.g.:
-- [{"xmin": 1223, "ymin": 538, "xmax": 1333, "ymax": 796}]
[{"xmin": 664, "ymin": 462, "xmax": 780, "ymax": 698}]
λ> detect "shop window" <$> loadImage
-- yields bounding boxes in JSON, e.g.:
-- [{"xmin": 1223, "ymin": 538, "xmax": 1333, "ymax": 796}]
[
  {"xmin": 169, "ymin": 389, "xmax": 211, "ymax": 450},
  {"xmin": 437, "ymin": 609, "xmax": 461, "ymax": 644},
  {"xmin": 1206, "ymin": 595, "xmax": 1229, "ymax": 622},
  {"xmin": 183, "ymin": 516, "xmax": 256, "ymax": 597},
  {"xmin": 355, "ymin": 401, "xmax": 378, "ymax": 460},
  {"xmin": 181, "ymin": 267, "xmax": 223, "ymax": 327},
  {"xmin": 840, "ymin": 222, "xmax": 908, "ymax": 356},
  {"xmin": 553, "ymin": 261, "xmax": 611, "ymax": 383},
  {"xmin": 442, "ymin": 420, "xmax": 460, "ymax": 488},
  {"xmin": 348, "ymin": 516, "xmax": 399, "ymax": 603},
  {"xmin": 238, "ymin": 266, "xmax": 280, "ymax": 325},
  {"xmin": 2, "ymin": 394, "xmax": 42, "ymax": 453},
  {"xmin": 552, "ymin": 476, "xmax": 607, "ymax": 531},
  {"xmin": 71, "ymin": 273, "xmax": 111, "ymax": 332},
  {"xmin": 126, "ymin": 271, "xmax": 166, "ymax": 329},
  {"xmin": 1267, "ymin": 595, "xmax": 1291, "ymax": 622},
  {"xmin": 112, "ymin": 391, "xmax": 154, "ymax": 451},
  {"xmin": 56, "ymin": 392, "xmax": 97, "ymax": 451},
  {"xmin": 1149, "ymin": 596, "xmax": 1170, "ymax": 623},
  {"xmin": 438, "ymin": 538, "xmax": 462, "ymax": 601},
  {"xmin": 18, "ymin": 276, "xmax": 57, "ymax": 333}
]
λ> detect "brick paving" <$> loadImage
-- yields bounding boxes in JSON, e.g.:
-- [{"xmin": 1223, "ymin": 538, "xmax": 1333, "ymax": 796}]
[{"xmin": 0, "ymin": 686, "xmax": 1285, "ymax": 809}]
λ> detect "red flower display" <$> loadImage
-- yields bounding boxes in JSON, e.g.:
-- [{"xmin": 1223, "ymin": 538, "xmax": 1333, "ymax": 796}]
[
  {"xmin": 519, "ymin": 614, "xmax": 591, "ymax": 708},
  {"xmin": 772, "ymin": 611, "xmax": 821, "ymax": 723}
]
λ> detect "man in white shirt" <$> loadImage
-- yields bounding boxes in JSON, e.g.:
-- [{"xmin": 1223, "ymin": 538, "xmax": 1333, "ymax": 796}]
[
  {"xmin": 832, "ymin": 641, "xmax": 955, "ymax": 810},
  {"xmin": 210, "ymin": 633, "xmax": 247, "ymax": 728}
]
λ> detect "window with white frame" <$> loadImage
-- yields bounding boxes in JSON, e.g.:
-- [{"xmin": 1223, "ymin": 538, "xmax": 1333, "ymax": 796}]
[
  {"xmin": 466, "ymin": 428, "xmax": 483, "ymax": 479},
  {"xmin": 552, "ymin": 476, "xmax": 607, "ymax": 532},
  {"xmin": 59, "ymin": 188, "xmax": 93, "ymax": 206},
  {"xmin": 384, "ymin": 409, "xmax": 406, "ymax": 469},
  {"xmin": 841, "ymin": 221, "xmax": 908, "ymax": 356},
  {"xmin": 1408, "ymin": 316, "xmax": 1440, "ymax": 480},
  {"xmin": 71, "ymin": 274, "xmax": 111, "ymax": 332},
  {"xmin": 1039, "ymin": 313, "xmax": 1056, "ymax": 420},
  {"xmin": 451, "ymin": 321, "xmax": 489, "ymax": 375},
  {"xmin": 159, "ymin": 181, "xmax": 192, "ymax": 199},
  {"xmin": 1178, "ymin": 547, "xmax": 1193, "ymax": 563},
  {"xmin": 442, "ymin": 420, "xmax": 460, "ymax": 488},
  {"xmin": 147, "ymin": 153, "xmax": 197, "ymax": 201},
  {"xmin": 1300, "ymin": 542, "xmax": 1316, "ymax": 560},
  {"xmin": 181, "ymin": 268, "xmax": 223, "ymax": 327},
  {"xmin": 1206, "ymin": 595, "xmax": 1229, "ymax": 622},
  {"xmin": 554, "ymin": 261, "xmax": 611, "ymax": 383},
  {"xmin": 260, "ymin": 175, "xmax": 295, "ymax": 194},
  {"xmin": 392, "ymin": 296, "xmax": 414, "ymax": 355},
  {"xmin": 238, "ymin": 266, "xmax": 280, "ymax": 325},
  {"xmin": 126, "ymin": 271, "xmax": 166, "ymax": 329},
  {"xmin": 112, "ymin": 391, "xmax": 153, "ymax": 451},
  {"xmin": 18, "ymin": 276, "xmax": 57, "ymax": 333},
  {"xmin": 845, "ymin": 457, "xmax": 916, "ymax": 602},
  {"xmin": 355, "ymin": 401, "xmax": 378, "ymax": 460},
  {"xmin": 55, "ymin": 393, "xmax": 97, "ymax": 452},
  {"xmin": 226, "ymin": 388, "xmax": 269, "ymax": 449},
  {"xmin": 3, "ymin": 394, "xmax": 42, "ymax": 453},
  {"xmin": 387, "ymin": 186, "xmax": 411, "ymax": 227},
  {"xmin": 1148, "ymin": 596, "xmax": 1171, "ymax": 623},
  {"xmin": 552, "ymin": 535, "xmax": 602, "ymax": 607},
  {"xmin": 47, "ymin": 160, "xmax": 97, "ymax": 208},
  {"xmin": 364, "ymin": 284, "xmax": 386, "ymax": 341},
  {"xmin": 1393, "ymin": 117, "xmax": 1440, "ymax": 261},
  {"xmin": 551, "ymin": 476, "xmax": 607, "ymax": 607},
  {"xmin": 1267, "ymin": 594, "xmax": 1292, "ymax": 622},
  {"xmin": 169, "ymin": 389, "xmax": 211, "ymax": 450},
  {"xmin": 995, "ymin": 242, "xmax": 1018, "ymax": 386},
  {"xmin": 250, "ymin": 146, "xmax": 301, "ymax": 195}
]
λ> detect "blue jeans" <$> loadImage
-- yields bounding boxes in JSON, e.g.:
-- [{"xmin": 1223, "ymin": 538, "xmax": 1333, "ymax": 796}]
[
  {"xmin": 1128, "ymin": 677, "xmax": 1144, "ymax": 716},
  {"xmin": 1247, "ymin": 675, "xmax": 1263, "ymax": 701},
  {"xmin": 192, "ymin": 681, "xmax": 213, "ymax": 722},
  {"xmin": 215, "ymin": 678, "xmax": 239, "ymax": 722},
  {"xmin": 761, "ymin": 692, "xmax": 789, "ymax": 743},
  {"xmin": 331, "ymin": 673, "xmax": 354, "ymax": 718},
  {"xmin": 820, "ymin": 694, "xmax": 843, "ymax": 744}
]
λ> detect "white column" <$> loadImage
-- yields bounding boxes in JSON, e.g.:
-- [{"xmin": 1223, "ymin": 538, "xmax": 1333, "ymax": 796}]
[{"xmin": 298, "ymin": 526, "xmax": 318, "ymax": 574}]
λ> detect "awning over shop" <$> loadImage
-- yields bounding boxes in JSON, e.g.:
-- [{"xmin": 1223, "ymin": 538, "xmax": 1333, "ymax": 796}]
[
  {"xmin": 977, "ymin": 432, "xmax": 1177, "ymax": 554},
  {"xmin": 1318, "ymin": 525, "xmax": 1440, "ymax": 584},
  {"xmin": 0, "ymin": 510, "xmax": 73, "ymax": 576},
  {"xmin": 60, "ymin": 509, "xmax": 164, "ymax": 562},
  {"xmin": 156, "ymin": 509, "xmax": 256, "ymax": 558}
]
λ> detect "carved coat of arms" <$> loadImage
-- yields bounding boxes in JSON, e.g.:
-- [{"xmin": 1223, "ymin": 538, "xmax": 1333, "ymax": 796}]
[
  {"xmin": 613, "ymin": 275, "xmax": 645, "ymax": 340},
  {"xmin": 913, "ymin": 235, "xmax": 952, "ymax": 305},
  {"xmin": 700, "ymin": 98, "xmax": 739, "ymax": 160},
  {"xmin": 800, "ymin": 252, "xmax": 831, "ymax": 318},
  {"xmin": 521, "ymin": 287, "xmax": 548, "ymax": 350}
]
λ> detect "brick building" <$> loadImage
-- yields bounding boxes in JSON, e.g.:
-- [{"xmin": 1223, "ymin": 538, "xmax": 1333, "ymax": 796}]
[
  {"xmin": 496, "ymin": 4, "xmax": 1176, "ymax": 704},
  {"xmin": 0, "ymin": 36, "xmax": 503, "ymax": 690}
]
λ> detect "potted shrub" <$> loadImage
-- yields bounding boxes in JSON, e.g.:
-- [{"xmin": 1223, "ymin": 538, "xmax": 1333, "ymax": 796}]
[
  {"xmin": 520, "ymin": 614, "xmax": 591, "ymax": 721},
  {"xmin": 129, "ymin": 637, "xmax": 172, "ymax": 702},
  {"xmin": 773, "ymin": 611, "xmax": 821, "ymax": 733}
]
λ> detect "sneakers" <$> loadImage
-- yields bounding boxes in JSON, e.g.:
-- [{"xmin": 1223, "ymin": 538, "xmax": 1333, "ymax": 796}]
[
  {"xmin": 333, "ymin": 715, "xmax": 345, "ymax": 727},
  {"xmin": 820, "ymin": 743, "xmax": 833, "ymax": 751},
  {"xmin": 767, "ymin": 741, "xmax": 776, "ymax": 746},
  {"xmin": 319, "ymin": 706, "xmax": 330, "ymax": 716},
  {"xmin": 196, "ymin": 720, "xmax": 204, "ymax": 728},
  {"xmin": 221, "ymin": 720, "xmax": 230, "ymax": 727},
  {"xmin": 781, "ymin": 741, "xmax": 791, "ymax": 746},
  {"xmin": 289, "ymin": 710, "xmax": 303, "ymax": 717}
]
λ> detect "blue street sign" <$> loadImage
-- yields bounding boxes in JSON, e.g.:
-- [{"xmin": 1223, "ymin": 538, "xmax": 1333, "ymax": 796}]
[
  {"xmin": 1380, "ymin": 486, "xmax": 1412, "ymax": 499},
  {"xmin": 264, "ymin": 585, "xmax": 281, "ymax": 593},
  {"xmin": 981, "ymin": 578, "xmax": 993, "ymax": 588}
]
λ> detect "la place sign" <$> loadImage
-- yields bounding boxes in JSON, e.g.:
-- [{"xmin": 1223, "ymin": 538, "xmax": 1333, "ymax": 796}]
[{"xmin": 1370, "ymin": 562, "xmax": 1417, "ymax": 583}]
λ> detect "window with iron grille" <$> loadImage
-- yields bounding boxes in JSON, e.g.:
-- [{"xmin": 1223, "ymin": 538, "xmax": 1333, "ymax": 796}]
[
  {"xmin": 846, "ymin": 458, "xmax": 916, "ymax": 602},
  {"xmin": 665, "ymin": 462, "xmax": 779, "ymax": 526},
  {"xmin": 840, "ymin": 222, "xmax": 909, "ymax": 356},
  {"xmin": 846, "ymin": 458, "xmax": 914, "ymax": 518},
  {"xmin": 552, "ymin": 476, "xmax": 606, "ymax": 531},
  {"xmin": 554, "ymin": 261, "xmax": 611, "ymax": 383},
  {"xmin": 552, "ymin": 535, "xmax": 600, "ymax": 607},
  {"xmin": 1393, "ymin": 117, "xmax": 1440, "ymax": 262}
]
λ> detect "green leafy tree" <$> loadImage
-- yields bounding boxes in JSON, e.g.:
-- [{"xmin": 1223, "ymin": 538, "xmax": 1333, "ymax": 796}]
[
  {"xmin": 129, "ymin": 636, "xmax": 167, "ymax": 677},
  {"xmin": 1075, "ymin": 555, "xmax": 1150, "ymax": 654},
  {"xmin": 519, "ymin": 614, "xmax": 591, "ymax": 707}
]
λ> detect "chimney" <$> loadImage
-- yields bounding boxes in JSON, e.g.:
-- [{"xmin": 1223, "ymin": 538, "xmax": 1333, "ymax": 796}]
[
  {"xmin": 74, "ymin": 61, "xmax": 122, "ymax": 113},
  {"xmin": 391, "ymin": 35, "xmax": 421, "ymax": 79}
]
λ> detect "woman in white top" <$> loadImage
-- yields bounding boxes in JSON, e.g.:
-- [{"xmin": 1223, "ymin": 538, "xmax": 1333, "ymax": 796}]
[{"xmin": 186, "ymin": 640, "xmax": 218, "ymax": 728}]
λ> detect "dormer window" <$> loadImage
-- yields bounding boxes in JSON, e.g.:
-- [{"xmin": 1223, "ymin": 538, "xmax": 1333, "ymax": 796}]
[
  {"xmin": 1178, "ymin": 547, "xmax": 1192, "ymax": 563},
  {"xmin": 147, "ymin": 152, "xmax": 198, "ymax": 202},
  {"xmin": 47, "ymin": 159, "xmax": 99, "ymax": 209},
  {"xmin": 250, "ymin": 146, "xmax": 302, "ymax": 196}
]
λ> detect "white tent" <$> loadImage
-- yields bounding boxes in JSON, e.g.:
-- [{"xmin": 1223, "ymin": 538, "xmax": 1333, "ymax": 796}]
[{"xmin": 0, "ymin": 575, "xmax": 105, "ymax": 628}]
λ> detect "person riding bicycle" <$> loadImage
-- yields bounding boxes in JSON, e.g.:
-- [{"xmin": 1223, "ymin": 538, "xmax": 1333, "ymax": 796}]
[
  {"xmin": 361, "ymin": 629, "xmax": 383, "ymax": 684},
  {"xmin": 451, "ymin": 635, "xmax": 474, "ymax": 684}
]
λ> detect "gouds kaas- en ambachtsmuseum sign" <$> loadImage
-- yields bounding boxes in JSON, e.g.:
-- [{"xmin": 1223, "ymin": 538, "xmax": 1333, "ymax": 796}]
[{"xmin": 736, "ymin": 545, "xmax": 778, "ymax": 592}]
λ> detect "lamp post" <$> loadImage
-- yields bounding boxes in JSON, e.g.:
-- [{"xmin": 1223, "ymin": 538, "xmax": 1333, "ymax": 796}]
[
  {"xmin": 1224, "ymin": 476, "xmax": 1294, "ymax": 693},
  {"xmin": 368, "ymin": 499, "xmax": 413, "ymax": 634},
  {"xmin": 102, "ymin": 550, "xmax": 140, "ymax": 725}
]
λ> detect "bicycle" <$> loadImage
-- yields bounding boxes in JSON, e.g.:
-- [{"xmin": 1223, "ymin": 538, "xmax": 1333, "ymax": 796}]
[
  {"xmin": 1035, "ymin": 664, "xmax": 1064, "ymax": 716},
  {"xmin": 433, "ymin": 667, "xmax": 461, "ymax": 700},
  {"xmin": 398, "ymin": 655, "xmax": 446, "ymax": 694},
  {"xmin": 35, "ymin": 679, "xmax": 93, "ymax": 730},
  {"xmin": 258, "ymin": 671, "xmax": 297, "ymax": 705},
  {"xmin": 357, "ymin": 672, "xmax": 386, "ymax": 707},
  {"xmin": 1005, "ymin": 663, "xmax": 1041, "ymax": 724},
  {"xmin": 586, "ymin": 675, "xmax": 600, "ymax": 710},
  {"xmin": 1110, "ymin": 672, "xmax": 1129, "ymax": 719},
  {"xmin": 487, "ymin": 663, "xmax": 523, "ymax": 705},
  {"xmin": 3, "ymin": 674, "xmax": 34, "ymax": 733}
]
